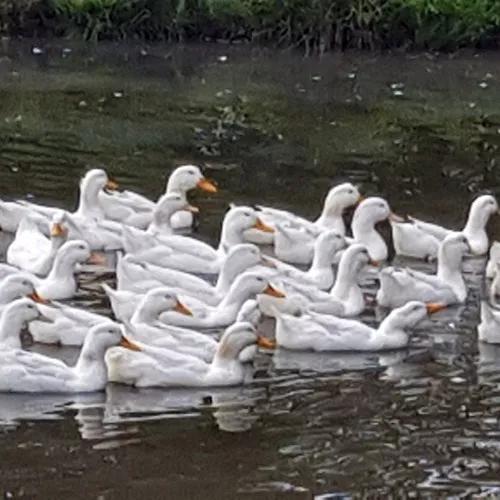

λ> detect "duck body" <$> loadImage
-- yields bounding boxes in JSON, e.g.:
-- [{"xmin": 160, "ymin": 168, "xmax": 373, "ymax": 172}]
[
  {"xmin": 376, "ymin": 233, "xmax": 469, "ymax": 308},
  {"xmin": 0, "ymin": 323, "xmax": 130, "ymax": 393},
  {"xmin": 275, "ymin": 301, "xmax": 438, "ymax": 352},
  {"xmin": 478, "ymin": 301, "xmax": 500, "ymax": 344},
  {"xmin": 7, "ymin": 213, "xmax": 68, "ymax": 276},
  {"xmin": 29, "ymin": 303, "xmax": 113, "ymax": 346}
]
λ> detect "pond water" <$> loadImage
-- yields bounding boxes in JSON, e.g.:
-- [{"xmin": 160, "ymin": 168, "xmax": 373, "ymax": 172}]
[{"xmin": 1, "ymin": 41, "xmax": 500, "ymax": 498}]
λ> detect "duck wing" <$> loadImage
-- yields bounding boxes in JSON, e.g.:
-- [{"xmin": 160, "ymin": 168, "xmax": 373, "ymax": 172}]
[{"xmin": 408, "ymin": 216, "xmax": 451, "ymax": 241}]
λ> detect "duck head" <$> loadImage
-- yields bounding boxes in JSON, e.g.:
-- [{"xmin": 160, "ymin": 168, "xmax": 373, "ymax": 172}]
[
  {"xmin": 151, "ymin": 192, "xmax": 199, "ymax": 230},
  {"xmin": 82, "ymin": 322, "xmax": 140, "ymax": 358},
  {"xmin": 313, "ymin": 230, "xmax": 347, "ymax": 266},
  {"xmin": 323, "ymin": 182, "xmax": 362, "ymax": 215},
  {"xmin": 352, "ymin": 197, "xmax": 401, "ymax": 227},
  {"xmin": 225, "ymin": 272, "xmax": 285, "ymax": 305},
  {"xmin": 134, "ymin": 287, "xmax": 192, "ymax": 323},
  {"xmin": 167, "ymin": 165, "xmax": 217, "ymax": 194},
  {"xmin": 49, "ymin": 211, "xmax": 69, "ymax": 239},
  {"xmin": 215, "ymin": 322, "xmax": 275, "ymax": 362},
  {"xmin": 383, "ymin": 300, "xmax": 446, "ymax": 330},
  {"xmin": 439, "ymin": 232, "xmax": 470, "ymax": 266},
  {"xmin": 220, "ymin": 206, "xmax": 274, "ymax": 250},
  {"xmin": 0, "ymin": 274, "xmax": 41, "ymax": 304}
]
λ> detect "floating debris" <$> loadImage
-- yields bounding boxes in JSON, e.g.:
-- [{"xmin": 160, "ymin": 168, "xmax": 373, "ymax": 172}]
[
  {"xmin": 390, "ymin": 82, "xmax": 405, "ymax": 90},
  {"xmin": 113, "ymin": 91, "xmax": 124, "ymax": 98},
  {"xmin": 479, "ymin": 82, "xmax": 488, "ymax": 89},
  {"xmin": 347, "ymin": 72, "xmax": 356, "ymax": 79},
  {"xmin": 32, "ymin": 46, "xmax": 43, "ymax": 55},
  {"xmin": 311, "ymin": 75, "xmax": 321, "ymax": 82},
  {"xmin": 218, "ymin": 55, "xmax": 228, "ymax": 63}
]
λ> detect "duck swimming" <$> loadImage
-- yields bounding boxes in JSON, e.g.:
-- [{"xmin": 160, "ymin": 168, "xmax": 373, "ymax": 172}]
[
  {"xmin": 7, "ymin": 211, "xmax": 68, "ymax": 276},
  {"xmin": 376, "ymin": 232, "xmax": 470, "ymax": 308},
  {"xmin": 0, "ymin": 323, "xmax": 139, "ymax": 393},
  {"xmin": 99, "ymin": 164, "xmax": 217, "ymax": 229},
  {"xmin": 106, "ymin": 322, "xmax": 274, "ymax": 388},
  {"xmin": 392, "ymin": 194, "xmax": 498, "ymax": 259},
  {"xmin": 274, "ymin": 301, "xmax": 445, "ymax": 351}
]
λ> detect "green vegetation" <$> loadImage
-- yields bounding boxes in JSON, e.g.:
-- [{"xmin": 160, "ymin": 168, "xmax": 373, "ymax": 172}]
[{"xmin": 2, "ymin": 0, "xmax": 500, "ymax": 50}]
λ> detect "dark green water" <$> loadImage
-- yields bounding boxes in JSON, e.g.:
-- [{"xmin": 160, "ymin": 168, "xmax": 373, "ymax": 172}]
[{"xmin": 1, "ymin": 41, "xmax": 500, "ymax": 498}]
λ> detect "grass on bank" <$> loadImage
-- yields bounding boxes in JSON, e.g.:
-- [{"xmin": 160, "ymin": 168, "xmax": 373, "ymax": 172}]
[{"xmin": 2, "ymin": 0, "xmax": 500, "ymax": 51}]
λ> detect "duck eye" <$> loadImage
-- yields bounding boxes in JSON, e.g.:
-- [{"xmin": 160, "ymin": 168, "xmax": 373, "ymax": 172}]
[{"xmin": 348, "ymin": 189, "xmax": 354, "ymax": 194}]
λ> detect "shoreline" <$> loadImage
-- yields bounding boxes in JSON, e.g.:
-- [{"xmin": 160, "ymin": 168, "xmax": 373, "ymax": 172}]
[{"xmin": 2, "ymin": 1, "xmax": 500, "ymax": 52}]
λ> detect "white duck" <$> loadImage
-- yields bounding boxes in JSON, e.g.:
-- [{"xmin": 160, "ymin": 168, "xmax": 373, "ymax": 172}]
[
  {"xmin": 28, "ymin": 240, "xmax": 103, "ymax": 300},
  {"xmin": 122, "ymin": 204, "xmax": 274, "ymax": 274},
  {"xmin": 0, "ymin": 298, "xmax": 43, "ymax": 349},
  {"xmin": 244, "ymin": 182, "xmax": 361, "ymax": 246},
  {"xmin": 351, "ymin": 197, "xmax": 402, "ymax": 262},
  {"xmin": 257, "ymin": 243, "xmax": 372, "ymax": 318},
  {"xmin": 376, "ymin": 232, "xmax": 470, "ymax": 308},
  {"xmin": 0, "ymin": 323, "xmax": 139, "ymax": 393},
  {"xmin": 274, "ymin": 301, "xmax": 445, "ymax": 351},
  {"xmin": 19, "ymin": 169, "xmax": 123, "ymax": 250},
  {"xmin": 273, "ymin": 195, "xmax": 399, "ymax": 265},
  {"xmin": 486, "ymin": 241, "xmax": 500, "ymax": 279},
  {"xmin": 392, "ymin": 194, "xmax": 498, "ymax": 259},
  {"xmin": 99, "ymin": 164, "xmax": 217, "ymax": 229},
  {"xmin": 0, "ymin": 198, "xmax": 50, "ymax": 234},
  {"xmin": 7, "ymin": 211, "xmax": 68, "ymax": 276},
  {"xmin": 0, "ymin": 275, "xmax": 43, "ymax": 311},
  {"xmin": 262, "ymin": 230, "xmax": 346, "ymax": 291},
  {"xmin": 159, "ymin": 272, "xmax": 285, "ymax": 329},
  {"xmin": 106, "ymin": 322, "xmax": 274, "ymax": 388},
  {"xmin": 478, "ymin": 301, "xmax": 500, "ymax": 344},
  {"xmin": 118, "ymin": 243, "xmax": 270, "ymax": 307},
  {"xmin": 125, "ymin": 288, "xmax": 217, "ymax": 361},
  {"xmin": 28, "ymin": 303, "xmax": 113, "ymax": 346}
]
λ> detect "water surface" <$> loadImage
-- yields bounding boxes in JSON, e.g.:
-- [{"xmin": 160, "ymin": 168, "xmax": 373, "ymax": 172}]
[{"xmin": 1, "ymin": 42, "xmax": 500, "ymax": 498}]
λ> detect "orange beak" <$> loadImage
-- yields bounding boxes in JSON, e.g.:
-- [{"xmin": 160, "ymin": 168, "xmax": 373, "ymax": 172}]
[
  {"xmin": 50, "ymin": 223, "xmax": 67, "ymax": 237},
  {"xmin": 263, "ymin": 284, "xmax": 286, "ymax": 298},
  {"xmin": 185, "ymin": 204, "xmax": 200, "ymax": 214},
  {"xmin": 369, "ymin": 259, "xmax": 380, "ymax": 267},
  {"xmin": 196, "ymin": 178, "xmax": 218, "ymax": 193},
  {"xmin": 29, "ymin": 292, "xmax": 50, "ymax": 304},
  {"xmin": 356, "ymin": 194, "xmax": 364, "ymax": 205},
  {"xmin": 105, "ymin": 179, "xmax": 119, "ymax": 191},
  {"xmin": 87, "ymin": 252, "xmax": 106, "ymax": 265},
  {"xmin": 389, "ymin": 212, "xmax": 405, "ymax": 223},
  {"xmin": 174, "ymin": 300, "xmax": 193, "ymax": 316},
  {"xmin": 253, "ymin": 218, "xmax": 274, "ymax": 234},
  {"xmin": 256, "ymin": 335, "xmax": 276, "ymax": 350},
  {"xmin": 120, "ymin": 336, "xmax": 142, "ymax": 351},
  {"xmin": 426, "ymin": 303, "xmax": 447, "ymax": 314}
]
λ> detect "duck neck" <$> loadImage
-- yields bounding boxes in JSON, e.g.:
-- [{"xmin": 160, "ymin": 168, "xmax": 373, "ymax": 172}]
[
  {"xmin": 148, "ymin": 207, "xmax": 176, "ymax": 235},
  {"xmin": 437, "ymin": 246, "xmax": 466, "ymax": 297},
  {"xmin": 47, "ymin": 252, "xmax": 78, "ymax": 283},
  {"xmin": 310, "ymin": 243, "xmax": 332, "ymax": 272},
  {"xmin": 74, "ymin": 341, "xmax": 109, "ymax": 387},
  {"xmin": 131, "ymin": 304, "xmax": 159, "ymax": 325},
  {"xmin": 215, "ymin": 260, "xmax": 236, "ymax": 295},
  {"xmin": 316, "ymin": 202, "xmax": 345, "ymax": 233},
  {"xmin": 331, "ymin": 256, "xmax": 360, "ymax": 299},
  {"xmin": 76, "ymin": 180, "xmax": 103, "ymax": 219},
  {"xmin": 376, "ymin": 317, "xmax": 409, "ymax": 349},
  {"xmin": 463, "ymin": 205, "xmax": 489, "ymax": 239},
  {"xmin": 166, "ymin": 175, "xmax": 188, "ymax": 196},
  {"xmin": 218, "ymin": 223, "xmax": 243, "ymax": 254},
  {"xmin": 0, "ymin": 308, "xmax": 24, "ymax": 349}
]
